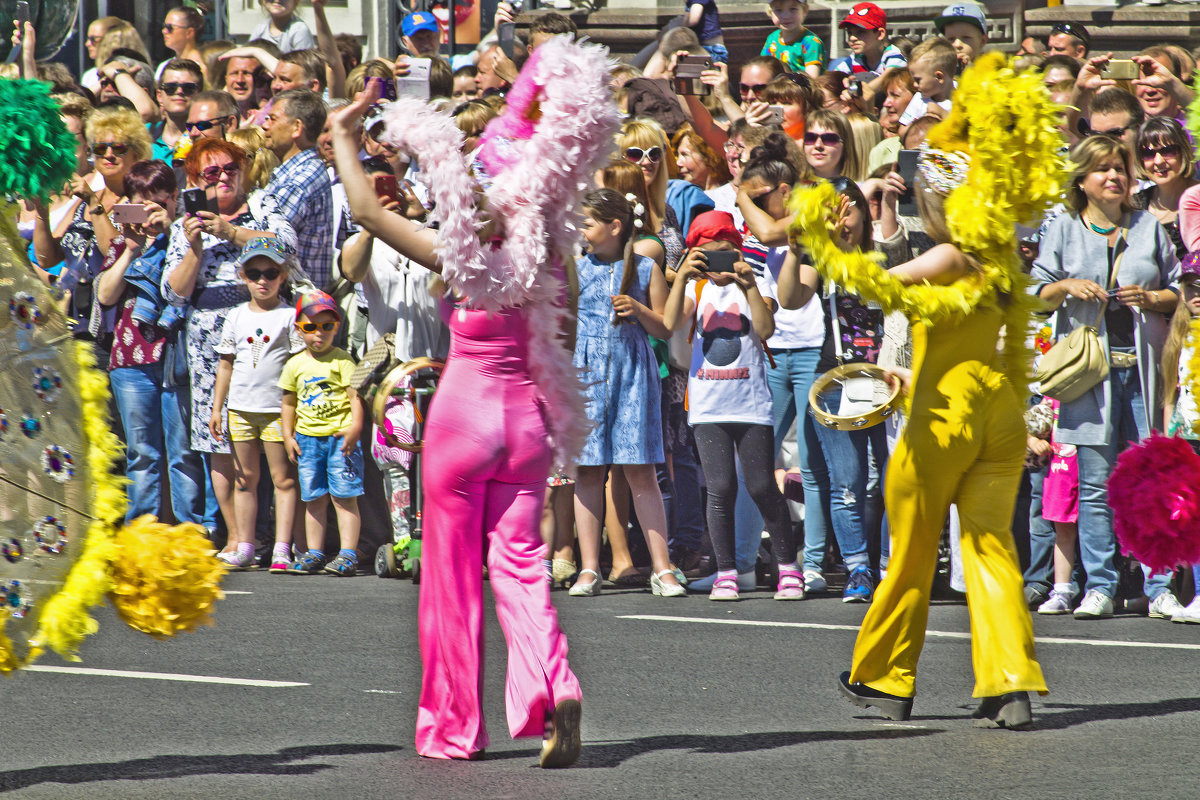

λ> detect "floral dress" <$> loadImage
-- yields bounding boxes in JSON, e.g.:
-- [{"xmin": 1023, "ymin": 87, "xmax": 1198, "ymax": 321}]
[{"xmin": 162, "ymin": 206, "xmax": 295, "ymax": 453}]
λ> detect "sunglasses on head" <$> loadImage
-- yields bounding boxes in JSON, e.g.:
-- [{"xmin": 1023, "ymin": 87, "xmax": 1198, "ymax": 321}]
[
  {"xmin": 91, "ymin": 142, "xmax": 129, "ymax": 156},
  {"xmin": 160, "ymin": 81, "xmax": 199, "ymax": 96},
  {"xmin": 186, "ymin": 117, "xmax": 227, "ymax": 133},
  {"xmin": 803, "ymin": 132, "xmax": 842, "ymax": 147},
  {"xmin": 243, "ymin": 266, "xmax": 281, "ymax": 282},
  {"xmin": 297, "ymin": 321, "xmax": 337, "ymax": 333},
  {"xmin": 200, "ymin": 163, "xmax": 240, "ymax": 183},
  {"xmin": 1139, "ymin": 143, "xmax": 1182, "ymax": 161},
  {"xmin": 624, "ymin": 146, "xmax": 663, "ymax": 164},
  {"xmin": 1050, "ymin": 22, "xmax": 1090, "ymax": 48}
]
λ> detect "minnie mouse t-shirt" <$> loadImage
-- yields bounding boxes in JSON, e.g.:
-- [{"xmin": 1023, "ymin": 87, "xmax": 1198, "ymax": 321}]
[{"xmin": 685, "ymin": 275, "xmax": 776, "ymax": 426}]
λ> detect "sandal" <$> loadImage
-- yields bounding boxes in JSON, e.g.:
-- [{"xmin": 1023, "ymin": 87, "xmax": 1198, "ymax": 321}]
[
  {"xmin": 568, "ymin": 569, "xmax": 602, "ymax": 597},
  {"xmin": 774, "ymin": 567, "xmax": 806, "ymax": 601},
  {"xmin": 650, "ymin": 569, "xmax": 687, "ymax": 597},
  {"xmin": 551, "ymin": 558, "xmax": 576, "ymax": 587},
  {"xmin": 709, "ymin": 575, "xmax": 739, "ymax": 601}
]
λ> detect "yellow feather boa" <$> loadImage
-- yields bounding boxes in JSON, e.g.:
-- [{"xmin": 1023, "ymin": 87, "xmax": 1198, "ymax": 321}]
[{"xmin": 788, "ymin": 53, "xmax": 1065, "ymax": 392}]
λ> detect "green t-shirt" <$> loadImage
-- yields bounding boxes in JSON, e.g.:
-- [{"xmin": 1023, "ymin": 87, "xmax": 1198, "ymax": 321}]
[
  {"xmin": 761, "ymin": 28, "xmax": 825, "ymax": 72},
  {"xmin": 279, "ymin": 347, "xmax": 356, "ymax": 437}
]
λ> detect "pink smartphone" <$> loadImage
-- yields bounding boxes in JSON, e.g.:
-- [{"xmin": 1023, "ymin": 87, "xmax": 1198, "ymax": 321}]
[{"xmin": 111, "ymin": 203, "xmax": 149, "ymax": 224}]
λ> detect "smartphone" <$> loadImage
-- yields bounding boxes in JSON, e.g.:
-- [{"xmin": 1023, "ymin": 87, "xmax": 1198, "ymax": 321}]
[
  {"xmin": 111, "ymin": 203, "xmax": 149, "ymax": 225},
  {"xmin": 6, "ymin": 1, "xmax": 29, "ymax": 65},
  {"xmin": 366, "ymin": 75, "xmax": 396, "ymax": 102},
  {"xmin": 766, "ymin": 104, "xmax": 786, "ymax": 127},
  {"xmin": 374, "ymin": 174, "xmax": 399, "ymax": 202},
  {"xmin": 672, "ymin": 54, "xmax": 714, "ymax": 97},
  {"xmin": 701, "ymin": 250, "xmax": 739, "ymax": 273},
  {"xmin": 845, "ymin": 80, "xmax": 863, "ymax": 99},
  {"xmin": 181, "ymin": 188, "xmax": 211, "ymax": 216},
  {"xmin": 897, "ymin": 149, "xmax": 919, "ymax": 218},
  {"xmin": 1102, "ymin": 59, "xmax": 1138, "ymax": 81},
  {"xmin": 498, "ymin": 22, "xmax": 516, "ymax": 61},
  {"xmin": 395, "ymin": 57, "xmax": 431, "ymax": 102}
]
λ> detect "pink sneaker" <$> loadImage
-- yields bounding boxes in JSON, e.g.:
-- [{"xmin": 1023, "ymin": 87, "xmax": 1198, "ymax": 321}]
[
  {"xmin": 774, "ymin": 567, "xmax": 806, "ymax": 600},
  {"xmin": 709, "ymin": 575, "xmax": 740, "ymax": 601}
]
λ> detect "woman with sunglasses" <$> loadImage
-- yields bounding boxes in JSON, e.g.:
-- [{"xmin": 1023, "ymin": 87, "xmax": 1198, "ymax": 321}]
[
  {"xmin": 32, "ymin": 106, "xmax": 151, "ymax": 341},
  {"xmin": 802, "ymin": 109, "xmax": 860, "ymax": 182},
  {"xmin": 616, "ymin": 120, "xmax": 688, "ymax": 270},
  {"xmin": 1131, "ymin": 118, "xmax": 1198, "ymax": 259},
  {"xmin": 80, "ymin": 16, "xmax": 129, "ymax": 94},
  {"xmin": 164, "ymin": 137, "xmax": 298, "ymax": 558}
]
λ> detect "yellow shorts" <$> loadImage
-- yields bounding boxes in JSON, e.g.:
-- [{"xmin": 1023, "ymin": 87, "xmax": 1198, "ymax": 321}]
[{"xmin": 227, "ymin": 410, "xmax": 284, "ymax": 443}]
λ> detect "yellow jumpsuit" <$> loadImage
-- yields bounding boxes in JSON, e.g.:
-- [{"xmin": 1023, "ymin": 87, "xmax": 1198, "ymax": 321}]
[{"xmin": 848, "ymin": 306, "xmax": 1048, "ymax": 699}]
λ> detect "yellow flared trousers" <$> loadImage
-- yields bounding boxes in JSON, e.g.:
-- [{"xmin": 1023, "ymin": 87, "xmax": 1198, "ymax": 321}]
[{"xmin": 849, "ymin": 318, "xmax": 1047, "ymax": 699}]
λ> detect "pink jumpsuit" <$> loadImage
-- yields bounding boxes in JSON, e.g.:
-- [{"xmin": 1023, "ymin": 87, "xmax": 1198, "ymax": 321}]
[{"xmin": 415, "ymin": 304, "xmax": 581, "ymax": 760}]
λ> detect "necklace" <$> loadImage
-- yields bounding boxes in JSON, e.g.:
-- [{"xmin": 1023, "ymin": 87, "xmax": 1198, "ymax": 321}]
[{"xmin": 1084, "ymin": 212, "xmax": 1116, "ymax": 235}]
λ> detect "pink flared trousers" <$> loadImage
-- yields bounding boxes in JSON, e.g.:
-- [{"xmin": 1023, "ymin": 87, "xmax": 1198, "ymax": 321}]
[{"xmin": 415, "ymin": 306, "xmax": 581, "ymax": 759}]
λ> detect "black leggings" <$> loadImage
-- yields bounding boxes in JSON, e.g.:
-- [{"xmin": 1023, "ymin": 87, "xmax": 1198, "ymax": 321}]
[{"xmin": 693, "ymin": 422, "xmax": 797, "ymax": 572}]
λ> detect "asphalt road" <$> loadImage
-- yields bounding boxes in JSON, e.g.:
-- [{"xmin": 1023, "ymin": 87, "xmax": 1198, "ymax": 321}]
[{"xmin": 1, "ymin": 571, "xmax": 1197, "ymax": 799}]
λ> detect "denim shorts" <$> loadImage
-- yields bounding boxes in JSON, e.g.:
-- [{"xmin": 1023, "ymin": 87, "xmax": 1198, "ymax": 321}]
[
  {"xmin": 702, "ymin": 43, "xmax": 729, "ymax": 64},
  {"xmin": 295, "ymin": 432, "xmax": 365, "ymax": 501}
]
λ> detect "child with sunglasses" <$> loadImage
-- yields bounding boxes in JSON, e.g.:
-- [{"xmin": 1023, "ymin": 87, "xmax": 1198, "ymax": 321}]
[
  {"xmin": 279, "ymin": 289, "xmax": 365, "ymax": 577},
  {"xmin": 210, "ymin": 238, "xmax": 306, "ymax": 570}
]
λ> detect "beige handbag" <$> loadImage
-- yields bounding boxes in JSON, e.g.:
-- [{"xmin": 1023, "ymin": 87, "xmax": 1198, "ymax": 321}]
[{"xmin": 1034, "ymin": 226, "xmax": 1126, "ymax": 403}]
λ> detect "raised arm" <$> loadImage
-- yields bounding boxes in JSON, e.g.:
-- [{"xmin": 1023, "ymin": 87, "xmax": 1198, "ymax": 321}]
[{"xmin": 311, "ymin": 0, "xmax": 347, "ymax": 99}]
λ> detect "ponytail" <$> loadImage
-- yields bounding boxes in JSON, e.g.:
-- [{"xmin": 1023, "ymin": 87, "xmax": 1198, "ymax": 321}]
[{"xmin": 583, "ymin": 188, "xmax": 642, "ymax": 324}]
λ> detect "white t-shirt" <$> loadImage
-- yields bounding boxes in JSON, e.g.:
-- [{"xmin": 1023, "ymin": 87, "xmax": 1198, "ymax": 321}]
[
  {"xmin": 898, "ymin": 93, "xmax": 953, "ymax": 127},
  {"xmin": 762, "ymin": 246, "xmax": 824, "ymax": 349},
  {"xmin": 705, "ymin": 183, "xmax": 743, "ymax": 229},
  {"xmin": 214, "ymin": 303, "xmax": 305, "ymax": 413},
  {"xmin": 355, "ymin": 235, "xmax": 448, "ymax": 361},
  {"xmin": 685, "ymin": 275, "xmax": 777, "ymax": 426}
]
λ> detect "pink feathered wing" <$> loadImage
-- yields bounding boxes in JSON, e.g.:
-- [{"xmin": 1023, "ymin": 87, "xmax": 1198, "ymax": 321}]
[
  {"xmin": 375, "ymin": 36, "xmax": 620, "ymax": 468},
  {"xmin": 1108, "ymin": 433, "xmax": 1200, "ymax": 575}
]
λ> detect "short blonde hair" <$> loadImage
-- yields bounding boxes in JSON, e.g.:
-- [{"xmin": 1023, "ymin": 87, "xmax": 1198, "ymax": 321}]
[
  {"xmin": 85, "ymin": 106, "xmax": 153, "ymax": 163},
  {"xmin": 226, "ymin": 125, "xmax": 280, "ymax": 191},
  {"xmin": 909, "ymin": 37, "xmax": 958, "ymax": 78},
  {"xmin": 1067, "ymin": 135, "xmax": 1133, "ymax": 214}
]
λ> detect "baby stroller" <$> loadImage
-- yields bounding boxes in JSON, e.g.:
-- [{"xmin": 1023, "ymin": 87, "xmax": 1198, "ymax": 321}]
[{"xmin": 371, "ymin": 357, "xmax": 443, "ymax": 582}]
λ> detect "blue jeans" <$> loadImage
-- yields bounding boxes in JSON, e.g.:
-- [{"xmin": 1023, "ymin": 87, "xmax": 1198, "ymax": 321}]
[
  {"xmin": 1023, "ymin": 465, "xmax": 1055, "ymax": 591},
  {"xmin": 1075, "ymin": 364, "xmax": 1172, "ymax": 599},
  {"xmin": 664, "ymin": 442, "xmax": 705, "ymax": 555},
  {"xmin": 810, "ymin": 390, "xmax": 885, "ymax": 571},
  {"xmin": 109, "ymin": 362, "xmax": 205, "ymax": 525}
]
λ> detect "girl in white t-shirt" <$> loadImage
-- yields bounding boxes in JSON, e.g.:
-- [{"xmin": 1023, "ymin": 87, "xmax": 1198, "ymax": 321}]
[
  {"xmin": 663, "ymin": 211, "xmax": 802, "ymax": 601},
  {"xmin": 210, "ymin": 238, "xmax": 306, "ymax": 570}
]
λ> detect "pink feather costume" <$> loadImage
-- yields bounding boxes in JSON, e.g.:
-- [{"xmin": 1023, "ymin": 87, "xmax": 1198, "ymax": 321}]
[{"xmin": 376, "ymin": 36, "xmax": 619, "ymax": 759}]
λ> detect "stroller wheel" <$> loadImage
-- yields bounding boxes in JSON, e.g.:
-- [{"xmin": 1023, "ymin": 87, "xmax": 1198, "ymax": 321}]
[
  {"xmin": 375, "ymin": 543, "xmax": 399, "ymax": 578},
  {"xmin": 410, "ymin": 558, "xmax": 421, "ymax": 585}
]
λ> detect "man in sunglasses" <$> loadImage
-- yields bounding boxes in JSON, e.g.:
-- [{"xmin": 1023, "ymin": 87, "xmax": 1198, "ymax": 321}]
[
  {"xmin": 262, "ymin": 89, "xmax": 336, "ymax": 289},
  {"xmin": 150, "ymin": 58, "xmax": 204, "ymax": 164},
  {"xmin": 1047, "ymin": 22, "xmax": 1088, "ymax": 62},
  {"xmin": 159, "ymin": 6, "xmax": 205, "ymax": 81},
  {"xmin": 98, "ymin": 56, "xmax": 158, "ymax": 123},
  {"xmin": 186, "ymin": 90, "xmax": 239, "ymax": 142}
]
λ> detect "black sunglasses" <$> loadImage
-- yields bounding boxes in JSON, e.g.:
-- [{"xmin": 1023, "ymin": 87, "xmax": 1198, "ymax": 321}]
[
  {"xmin": 91, "ymin": 142, "xmax": 129, "ymax": 156},
  {"xmin": 186, "ymin": 117, "xmax": 229, "ymax": 133},
  {"xmin": 1077, "ymin": 119, "xmax": 1129, "ymax": 139},
  {"xmin": 624, "ymin": 146, "xmax": 663, "ymax": 164},
  {"xmin": 739, "ymin": 82, "xmax": 767, "ymax": 96},
  {"xmin": 243, "ymin": 267, "xmax": 282, "ymax": 282},
  {"xmin": 160, "ymin": 81, "xmax": 200, "ymax": 96},
  {"xmin": 803, "ymin": 132, "xmax": 842, "ymax": 147},
  {"xmin": 161, "ymin": 23, "xmax": 194, "ymax": 33},
  {"xmin": 297, "ymin": 321, "xmax": 337, "ymax": 333},
  {"xmin": 1050, "ymin": 22, "xmax": 1090, "ymax": 48},
  {"xmin": 1139, "ymin": 144, "xmax": 1183, "ymax": 161}
]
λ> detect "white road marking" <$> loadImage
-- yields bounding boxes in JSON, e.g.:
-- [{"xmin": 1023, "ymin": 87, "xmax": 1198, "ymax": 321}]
[
  {"xmin": 363, "ymin": 689, "xmax": 404, "ymax": 694},
  {"xmin": 618, "ymin": 614, "xmax": 1200, "ymax": 651},
  {"xmin": 26, "ymin": 665, "xmax": 309, "ymax": 686},
  {"xmin": 223, "ymin": 590, "xmax": 253, "ymax": 595}
]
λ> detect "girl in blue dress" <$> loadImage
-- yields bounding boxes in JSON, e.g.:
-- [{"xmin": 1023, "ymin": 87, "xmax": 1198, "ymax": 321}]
[{"xmin": 569, "ymin": 189, "xmax": 685, "ymax": 598}]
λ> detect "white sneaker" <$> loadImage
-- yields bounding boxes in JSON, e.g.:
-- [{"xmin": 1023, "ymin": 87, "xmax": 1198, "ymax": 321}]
[
  {"xmin": 1073, "ymin": 589, "xmax": 1114, "ymax": 619},
  {"xmin": 1172, "ymin": 596, "xmax": 1200, "ymax": 623},
  {"xmin": 803, "ymin": 569, "xmax": 827, "ymax": 593},
  {"xmin": 1037, "ymin": 590, "xmax": 1072, "ymax": 615},
  {"xmin": 1148, "ymin": 591, "xmax": 1185, "ymax": 620}
]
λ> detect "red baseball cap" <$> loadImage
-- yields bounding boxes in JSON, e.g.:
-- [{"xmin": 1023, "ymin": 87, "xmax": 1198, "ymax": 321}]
[
  {"xmin": 839, "ymin": 2, "xmax": 887, "ymax": 30},
  {"xmin": 686, "ymin": 211, "xmax": 743, "ymax": 250}
]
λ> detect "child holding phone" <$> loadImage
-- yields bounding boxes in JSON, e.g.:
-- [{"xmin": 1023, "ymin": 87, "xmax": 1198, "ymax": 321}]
[
  {"xmin": 209, "ymin": 238, "xmax": 306, "ymax": 570},
  {"xmin": 663, "ymin": 210, "xmax": 802, "ymax": 600},
  {"xmin": 569, "ymin": 189, "xmax": 684, "ymax": 598}
]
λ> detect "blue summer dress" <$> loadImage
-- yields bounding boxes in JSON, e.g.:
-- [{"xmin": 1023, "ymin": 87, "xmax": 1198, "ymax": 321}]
[{"xmin": 573, "ymin": 252, "xmax": 664, "ymax": 465}]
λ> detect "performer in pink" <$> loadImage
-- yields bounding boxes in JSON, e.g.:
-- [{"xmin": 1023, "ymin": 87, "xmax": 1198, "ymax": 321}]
[{"xmin": 329, "ymin": 36, "xmax": 619, "ymax": 767}]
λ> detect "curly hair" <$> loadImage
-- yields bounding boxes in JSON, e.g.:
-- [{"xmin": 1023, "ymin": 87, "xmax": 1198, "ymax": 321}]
[
  {"xmin": 85, "ymin": 106, "xmax": 153, "ymax": 162},
  {"xmin": 670, "ymin": 122, "xmax": 731, "ymax": 187}
]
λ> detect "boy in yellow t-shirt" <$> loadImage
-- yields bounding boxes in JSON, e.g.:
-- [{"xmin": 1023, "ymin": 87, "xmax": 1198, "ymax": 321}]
[{"xmin": 280, "ymin": 290, "xmax": 364, "ymax": 576}]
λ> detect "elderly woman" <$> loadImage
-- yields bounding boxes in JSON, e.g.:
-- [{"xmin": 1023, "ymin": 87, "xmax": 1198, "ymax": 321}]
[
  {"xmin": 163, "ymin": 137, "xmax": 296, "ymax": 554},
  {"xmin": 1131, "ymin": 117, "xmax": 1196, "ymax": 259},
  {"xmin": 1031, "ymin": 134, "xmax": 1184, "ymax": 621},
  {"xmin": 32, "ymin": 105, "xmax": 151, "ymax": 337}
]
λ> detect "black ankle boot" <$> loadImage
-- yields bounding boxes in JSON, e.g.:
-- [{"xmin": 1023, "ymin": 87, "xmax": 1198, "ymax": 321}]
[
  {"xmin": 972, "ymin": 691, "xmax": 1032, "ymax": 729},
  {"xmin": 837, "ymin": 671, "xmax": 914, "ymax": 721}
]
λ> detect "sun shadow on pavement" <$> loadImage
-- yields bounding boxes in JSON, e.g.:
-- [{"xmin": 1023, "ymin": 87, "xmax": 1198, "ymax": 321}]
[
  {"xmin": 0, "ymin": 743, "xmax": 403, "ymax": 792},
  {"xmin": 484, "ymin": 728, "xmax": 940, "ymax": 769},
  {"xmin": 915, "ymin": 696, "xmax": 1200, "ymax": 730}
]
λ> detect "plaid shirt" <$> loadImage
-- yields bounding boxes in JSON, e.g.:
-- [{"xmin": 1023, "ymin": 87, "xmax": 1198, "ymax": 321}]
[{"xmin": 261, "ymin": 148, "xmax": 334, "ymax": 288}]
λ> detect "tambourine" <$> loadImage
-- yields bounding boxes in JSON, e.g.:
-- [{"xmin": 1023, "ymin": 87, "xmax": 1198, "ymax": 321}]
[
  {"xmin": 372, "ymin": 357, "xmax": 445, "ymax": 452},
  {"xmin": 807, "ymin": 362, "xmax": 902, "ymax": 431}
]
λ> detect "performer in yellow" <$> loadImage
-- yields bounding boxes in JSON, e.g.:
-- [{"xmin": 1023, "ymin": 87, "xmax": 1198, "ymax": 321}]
[{"xmin": 785, "ymin": 53, "xmax": 1063, "ymax": 728}]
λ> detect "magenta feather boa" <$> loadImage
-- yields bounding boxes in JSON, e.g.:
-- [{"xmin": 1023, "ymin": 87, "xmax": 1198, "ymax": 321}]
[
  {"xmin": 375, "ymin": 36, "xmax": 619, "ymax": 468},
  {"xmin": 1108, "ymin": 433, "xmax": 1200, "ymax": 575}
]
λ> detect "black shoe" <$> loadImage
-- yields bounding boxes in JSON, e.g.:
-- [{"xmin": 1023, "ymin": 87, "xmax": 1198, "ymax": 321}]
[
  {"xmin": 837, "ymin": 671, "xmax": 913, "ymax": 721},
  {"xmin": 971, "ymin": 692, "xmax": 1032, "ymax": 730}
]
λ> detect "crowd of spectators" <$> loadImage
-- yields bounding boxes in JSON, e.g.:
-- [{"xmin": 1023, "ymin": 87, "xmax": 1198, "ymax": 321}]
[{"xmin": 7, "ymin": 1, "xmax": 1200, "ymax": 616}]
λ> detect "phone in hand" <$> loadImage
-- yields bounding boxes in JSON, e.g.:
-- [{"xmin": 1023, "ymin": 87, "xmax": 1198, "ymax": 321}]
[
  {"xmin": 766, "ymin": 104, "xmax": 786, "ymax": 127},
  {"xmin": 897, "ymin": 149, "xmax": 919, "ymax": 218},
  {"xmin": 1102, "ymin": 59, "xmax": 1139, "ymax": 81},
  {"xmin": 700, "ymin": 250, "xmax": 739, "ymax": 273},
  {"xmin": 15, "ymin": 1, "xmax": 29, "ymax": 28},
  {"xmin": 111, "ymin": 203, "xmax": 149, "ymax": 225},
  {"xmin": 374, "ymin": 174, "xmax": 399, "ymax": 202},
  {"xmin": 366, "ymin": 75, "xmax": 396, "ymax": 102},
  {"xmin": 672, "ymin": 54, "xmax": 714, "ymax": 97},
  {"xmin": 498, "ymin": 22, "xmax": 516, "ymax": 61},
  {"xmin": 181, "ymin": 188, "xmax": 212, "ymax": 216}
]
